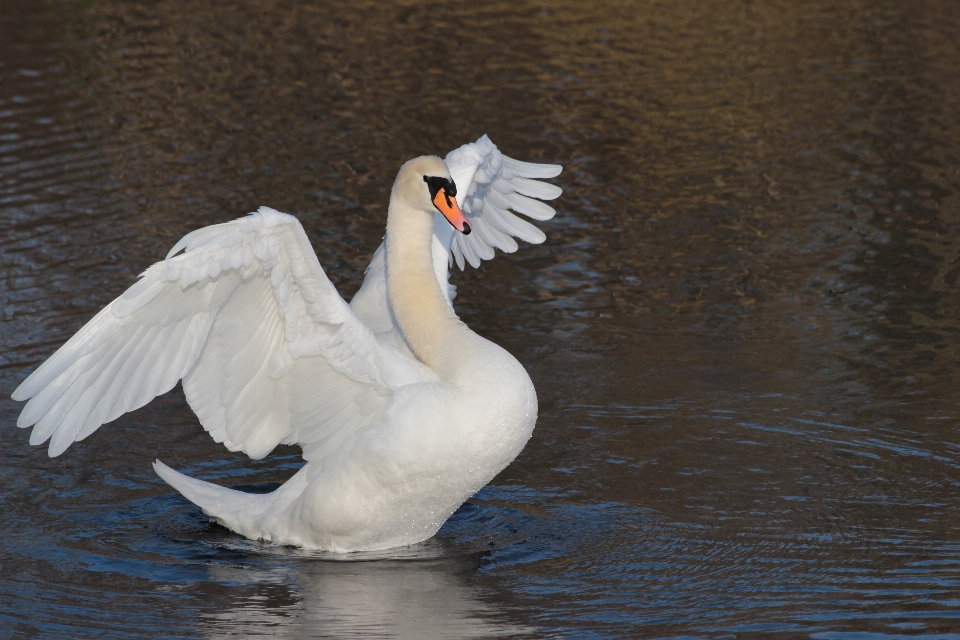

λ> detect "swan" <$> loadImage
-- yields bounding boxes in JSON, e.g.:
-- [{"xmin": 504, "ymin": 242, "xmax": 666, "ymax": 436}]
[{"xmin": 11, "ymin": 136, "xmax": 562, "ymax": 552}]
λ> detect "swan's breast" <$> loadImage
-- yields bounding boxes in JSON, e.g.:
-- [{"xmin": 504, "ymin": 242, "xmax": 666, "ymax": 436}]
[
  {"xmin": 293, "ymin": 334, "xmax": 537, "ymax": 551},
  {"xmin": 446, "ymin": 334, "xmax": 538, "ymax": 468}
]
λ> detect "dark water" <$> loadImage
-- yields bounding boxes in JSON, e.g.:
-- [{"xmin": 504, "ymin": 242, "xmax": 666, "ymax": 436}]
[{"xmin": 3, "ymin": 0, "xmax": 960, "ymax": 636}]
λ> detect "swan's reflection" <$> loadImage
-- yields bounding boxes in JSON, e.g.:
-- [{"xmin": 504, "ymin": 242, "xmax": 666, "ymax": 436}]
[{"xmin": 200, "ymin": 545, "xmax": 533, "ymax": 638}]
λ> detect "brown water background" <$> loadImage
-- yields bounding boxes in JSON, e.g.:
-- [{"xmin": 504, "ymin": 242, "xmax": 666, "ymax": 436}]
[{"xmin": 3, "ymin": 0, "xmax": 960, "ymax": 636}]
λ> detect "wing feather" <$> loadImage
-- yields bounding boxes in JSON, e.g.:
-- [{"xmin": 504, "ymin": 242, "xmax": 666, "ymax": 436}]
[
  {"xmin": 510, "ymin": 176, "xmax": 564, "ymax": 201},
  {"xmin": 501, "ymin": 155, "xmax": 562, "ymax": 179},
  {"xmin": 484, "ymin": 203, "xmax": 547, "ymax": 244},
  {"xmin": 504, "ymin": 193, "xmax": 556, "ymax": 221}
]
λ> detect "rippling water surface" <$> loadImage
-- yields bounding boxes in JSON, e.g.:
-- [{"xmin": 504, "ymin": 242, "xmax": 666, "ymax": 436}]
[{"xmin": 3, "ymin": 0, "xmax": 960, "ymax": 636}]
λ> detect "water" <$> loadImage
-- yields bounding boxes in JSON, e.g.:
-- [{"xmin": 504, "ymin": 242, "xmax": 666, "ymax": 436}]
[{"xmin": 2, "ymin": 0, "xmax": 960, "ymax": 636}]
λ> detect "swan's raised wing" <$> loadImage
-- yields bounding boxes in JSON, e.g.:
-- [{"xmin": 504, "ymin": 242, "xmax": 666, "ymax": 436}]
[
  {"xmin": 349, "ymin": 135, "xmax": 561, "ymax": 331},
  {"xmin": 444, "ymin": 134, "xmax": 562, "ymax": 270},
  {"xmin": 13, "ymin": 207, "xmax": 436, "ymax": 460}
]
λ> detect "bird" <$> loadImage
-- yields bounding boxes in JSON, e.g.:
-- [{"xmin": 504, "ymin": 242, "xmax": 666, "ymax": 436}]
[{"xmin": 11, "ymin": 135, "xmax": 562, "ymax": 552}]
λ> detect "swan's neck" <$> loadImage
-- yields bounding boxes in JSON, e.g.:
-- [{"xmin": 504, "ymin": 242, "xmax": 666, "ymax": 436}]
[{"xmin": 386, "ymin": 202, "xmax": 464, "ymax": 371}]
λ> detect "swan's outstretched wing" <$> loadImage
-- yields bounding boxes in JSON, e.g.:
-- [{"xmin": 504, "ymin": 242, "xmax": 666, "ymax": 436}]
[
  {"xmin": 13, "ymin": 207, "xmax": 436, "ymax": 460},
  {"xmin": 350, "ymin": 135, "xmax": 561, "ymax": 331},
  {"xmin": 444, "ymin": 134, "xmax": 562, "ymax": 270}
]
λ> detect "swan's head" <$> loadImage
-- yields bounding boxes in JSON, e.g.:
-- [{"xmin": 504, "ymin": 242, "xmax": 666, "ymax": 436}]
[{"xmin": 394, "ymin": 156, "xmax": 471, "ymax": 235}]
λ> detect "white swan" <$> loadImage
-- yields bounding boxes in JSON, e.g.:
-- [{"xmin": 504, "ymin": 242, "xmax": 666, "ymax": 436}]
[{"xmin": 11, "ymin": 136, "xmax": 562, "ymax": 552}]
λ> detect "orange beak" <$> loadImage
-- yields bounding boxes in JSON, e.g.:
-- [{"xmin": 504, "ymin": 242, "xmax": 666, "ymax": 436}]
[{"xmin": 433, "ymin": 188, "xmax": 471, "ymax": 235}]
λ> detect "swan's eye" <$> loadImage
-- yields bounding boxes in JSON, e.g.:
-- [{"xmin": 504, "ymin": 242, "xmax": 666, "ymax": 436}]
[{"xmin": 423, "ymin": 175, "xmax": 457, "ymax": 202}]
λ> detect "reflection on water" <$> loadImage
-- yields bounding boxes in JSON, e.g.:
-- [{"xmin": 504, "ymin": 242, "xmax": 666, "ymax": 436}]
[
  {"xmin": 4, "ymin": 0, "xmax": 960, "ymax": 636},
  {"xmin": 200, "ymin": 553, "xmax": 530, "ymax": 638}
]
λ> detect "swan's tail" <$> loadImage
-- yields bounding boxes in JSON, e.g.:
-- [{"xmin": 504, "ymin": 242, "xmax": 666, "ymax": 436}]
[
  {"xmin": 153, "ymin": 459, "xmax": 263, "ymax": 515},
  {"xmin": 153, "ymin": 459, "xmax": 308, "ymax": 543}
]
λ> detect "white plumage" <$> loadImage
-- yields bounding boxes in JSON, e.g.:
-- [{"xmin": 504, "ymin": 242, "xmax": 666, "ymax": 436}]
[{"xmin": 12, "ymin": 137, "xmax": 562, "ymax": 552}]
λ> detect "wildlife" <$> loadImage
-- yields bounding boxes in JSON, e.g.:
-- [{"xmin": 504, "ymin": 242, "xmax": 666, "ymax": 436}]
[{"xmin": 11, "ymin": 136, "xmax": 562, "ymax": 552}]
